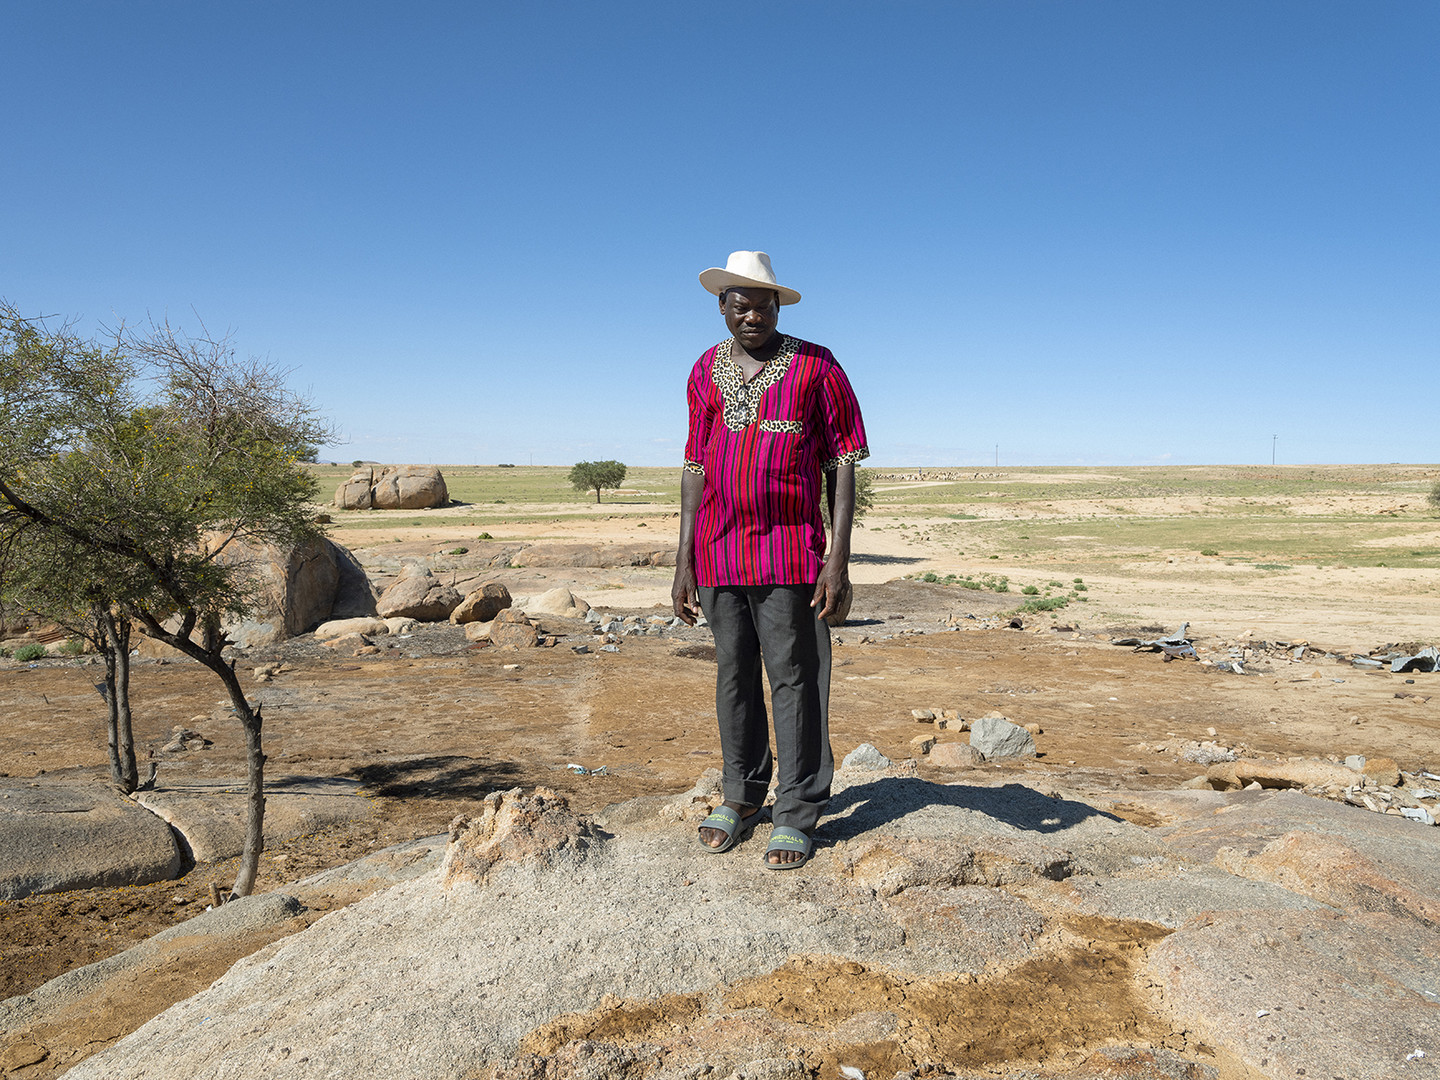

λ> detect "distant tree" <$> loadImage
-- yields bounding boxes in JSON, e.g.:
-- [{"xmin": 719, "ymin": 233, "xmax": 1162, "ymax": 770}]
[
  {"xmin": 1430, "ymin": 481, "xmax": 1440, "ymax": 514},
  {"xmin": 569, "ymin": 460, "xmax": 627, "ymax": 503},
  {"xmin": 821, "ymin": 466, "xmax": 874, "ymax": 530},
  {"xmin": 0, "ymin": 305, "xmax": 331, "ymax": 898}
]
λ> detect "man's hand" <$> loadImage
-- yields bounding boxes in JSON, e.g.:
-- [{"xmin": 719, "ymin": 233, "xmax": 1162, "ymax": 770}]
[
  {"xmin": 810, "ymin": 558, "xmax": 850, "ymax": 621},
  {"xmin": 673, "ymin": 468, "xmax": 704, "ymax": 625},
  {"xmin": 672, "ymin": 562, "xmax": 700, "ymax": 625}
]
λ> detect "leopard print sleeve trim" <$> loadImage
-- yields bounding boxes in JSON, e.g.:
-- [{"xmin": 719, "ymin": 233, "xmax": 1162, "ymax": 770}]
[
  {"xmin": 822, "ymin": 445, "xmax": 870, "ymax": 472},
  {"xmin": 683, "ymin": 459, "xmax": 705, "ymax": 476}
]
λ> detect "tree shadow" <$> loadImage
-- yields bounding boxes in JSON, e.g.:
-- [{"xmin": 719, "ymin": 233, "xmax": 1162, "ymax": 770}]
[
  {"xmin": 347, "ymin": 755, "xmax": 523, "ymax": 800},
  {"xmin": 823, "ymin": 776, "xmax": 1123, "ymax": 841}
]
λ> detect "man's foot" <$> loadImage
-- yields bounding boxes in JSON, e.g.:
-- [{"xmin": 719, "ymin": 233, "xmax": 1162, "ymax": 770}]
[
  {"xmin": 767, "ymin": 846, "xmax": 807, "ymax": 866},
  {"xmin": 763, "ymin": 826, "xmax": 813, "ymax": 870},
  {"xmin": 698, "ymin": 802, "xmax": 760, "ymax": 851}
]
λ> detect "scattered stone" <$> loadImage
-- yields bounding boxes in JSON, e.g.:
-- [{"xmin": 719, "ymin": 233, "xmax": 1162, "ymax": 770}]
[
  {"xmin": 314, "ymin": 617, "xmax": 390, "ymax": 640},
  {"xmin": 464, "ymin": 620, "xmax": 493, "ymax": 642},
  {"xmin": 384, "ymin": 617, "xmax": 418, "ymax": 634},
  {"xmin": 1361, "ymin": 756, "xmax": 1401, "ymax": 786},
  {"xmin": 1182, "ymin": 742, "xmax": 1237, "ymax": 766},
  {"xmin": 162, "ymin": 728, "xmax": 211, "ymax": 753},
  {"xmin": 841, "ymin": 743, "xmax": 893, "ymax": 771},
  {"xmin": 320, "ymin": 632, "xmax": 374, "ymax": 656},
  {"xmin": 525, "ymin": 587, "xmax": 591, "ymax": 618},
  {"xmin": 928, "ymin": 742, "xmax": 984, "ymax": 768},
  {"xmin": 377, "ymin": 566, "xmax": 463, "ymax": 621},
  {"xmin": 489, "ymin": 609, "xmax": 538, "ymax": 649},
  {"xmin": 909, "ymin": 734, "xmax": 937, "ymax": 755},
  {"xmin": 1022, "ymin": 722, "xmax": 1042, "ymax": 736},
  {"xmin": 450, "ymin": 582, "xmax": 513, "ymax": 625},
  {"xmin": 968, "ymin": 713, "xmax": 1036, "ymax": 760},
  {"xmin": 911, "ymin": 709, "xmax": 935, "ymax": 722}
]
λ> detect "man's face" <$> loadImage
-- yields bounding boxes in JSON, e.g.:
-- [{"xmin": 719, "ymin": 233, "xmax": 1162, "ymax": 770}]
[{"xmin": 721, "ymin": 288, "xmax": 780, "ymax": 353}]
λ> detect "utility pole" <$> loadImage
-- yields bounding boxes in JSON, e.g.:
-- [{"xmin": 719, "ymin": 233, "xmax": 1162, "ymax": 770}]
[
  {"xmin": 995, "ymin": 444, "xmax": 999, "ymax": 467},
  {"xmin": 1272, "ymin": 435, "xmax": 1277, "ymax": 466}
]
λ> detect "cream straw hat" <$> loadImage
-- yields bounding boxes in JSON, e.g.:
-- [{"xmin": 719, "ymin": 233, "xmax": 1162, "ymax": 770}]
[{"xmin": 698, "ymin": 250, "xmax": 802, "ymax": 306}]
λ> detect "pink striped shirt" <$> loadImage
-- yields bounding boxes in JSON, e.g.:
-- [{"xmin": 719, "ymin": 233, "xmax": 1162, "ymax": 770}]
[{"xmin": 684, "ymin": 335, "xmax": 868, "ymax": 587}]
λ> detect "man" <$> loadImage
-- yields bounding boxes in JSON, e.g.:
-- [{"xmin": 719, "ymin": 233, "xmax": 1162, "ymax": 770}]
[{"xmin": 672, "ymin": 251, "xmax": 868, "ymax": 868}]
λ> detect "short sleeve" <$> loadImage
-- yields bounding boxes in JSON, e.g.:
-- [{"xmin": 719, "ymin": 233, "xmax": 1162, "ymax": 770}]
[
  {"xmin": 683, "ymin": 358, "xmax": 715, "ymax": 476},
  {"xmin": 818, "ymin": 358, "xmax": 869, "ymax": 472}
]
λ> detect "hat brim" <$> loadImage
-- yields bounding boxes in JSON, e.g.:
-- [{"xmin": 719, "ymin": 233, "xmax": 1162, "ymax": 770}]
[{"xmin": 699, "ymin": 268, "xmax": 801, "ymax": 306}]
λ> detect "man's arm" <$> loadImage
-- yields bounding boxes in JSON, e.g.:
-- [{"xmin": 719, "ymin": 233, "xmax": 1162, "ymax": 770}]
[
  {"xmin": 671, "ymin": 468, "xmax": 704, "ymax": 625},
  {"xmin": 812, "ymin": 463, "xmax": 855, "ymax": 620}
]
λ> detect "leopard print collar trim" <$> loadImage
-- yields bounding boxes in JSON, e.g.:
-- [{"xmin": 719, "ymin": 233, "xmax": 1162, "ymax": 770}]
[{"xmin": 713, "ymin": 335, "xmax": 799, "ymax": 433}]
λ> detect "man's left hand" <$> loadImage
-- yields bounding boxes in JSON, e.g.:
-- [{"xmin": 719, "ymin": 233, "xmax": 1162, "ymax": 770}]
[{"xmin": 811, "ymin": 560, "xmax": 850, "ymax": 621}]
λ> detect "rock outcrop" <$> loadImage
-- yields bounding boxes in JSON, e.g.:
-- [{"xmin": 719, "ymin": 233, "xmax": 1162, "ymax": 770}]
[
  {"xmin": 376, "ymin": 565, "xmax": 463, "ymax": 621},
  {"xmin": 335, "ymin": 465, "xmax": 449, "ymax": 511},
  {"xmin": 32, "ymin": 778, "xmax": 1440, "ymax": 1080},
  {"xmin": 441, "ymin": 788, "xmax": 595, "ymax": 889}
]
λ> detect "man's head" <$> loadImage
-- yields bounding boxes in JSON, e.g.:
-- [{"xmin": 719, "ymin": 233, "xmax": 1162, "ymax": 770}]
[{"xmin": 720, "ymin": 287, "xmax": 781, "ymax": 353}]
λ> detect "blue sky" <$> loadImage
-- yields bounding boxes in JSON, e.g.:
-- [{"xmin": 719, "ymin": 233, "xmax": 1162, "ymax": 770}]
[{"xmin": 4, "ymin": 2, "xmax": 1436, "ymax": 467}]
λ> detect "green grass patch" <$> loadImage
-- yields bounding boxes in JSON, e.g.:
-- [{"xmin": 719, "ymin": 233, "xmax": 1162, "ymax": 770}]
[{"xmin": 14, "ymin": 643, "xmax": 46, "ymax": 662}]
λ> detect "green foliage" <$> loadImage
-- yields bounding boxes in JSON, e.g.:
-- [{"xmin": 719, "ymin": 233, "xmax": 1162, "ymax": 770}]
[
  {"xmin": 1200, "ymin": 548, "xmax": 1219, "ymax": 556},
  {"xmin": 1429, "ymin": 481, "xmax": 1440, "ymax": 512},
  {"xmin": 57, "ymin": 638, "xmax": 85, "ymax": 656},
  {"xmin": 13, "ymin": 643, "xmax": 46, "ymax": 661},
  {"xmin": 1017, "ymin": 596, "xmax": 1070, "ymax": 613},
  {"xmin": 477, "ymin": 532, "xmax": 493, "ymax": 540},
  {"xmin": 1021, "ymin": 584, "xmax": 1040, "ymax": 595},
  {"xmin": 568, "ymin": 460, "xmax": 627, "ymax": 503},
  {"xmin": 821, "ymin": 467, "xmax": 874, "ymax": 529}
]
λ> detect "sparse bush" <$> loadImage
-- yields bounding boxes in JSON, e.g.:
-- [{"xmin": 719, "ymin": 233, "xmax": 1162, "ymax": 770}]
[
  {"xmin": 14, "ymin": 643, "xmax": 46, "ymax": 661},
  {"xmin": 1073, "ymin": 578, "xmax": 1083, "ymax": 584},
  {"xmin": 1018, "ymin": 596, "xmax": 1070, "ymax": 613},
  {"xmin": 58, "ymin": 638, "xmax": 85, "ymax": 656},
  {"xmin": 1428, "ymin": 481, "xmax": 1440, "ymax": 512},
  {"xmin": 1200, "ymin": 548, "xmax": 1219, "ymax": 556},
  {"xmin": 446, "ymin": 547, "xmax": 469, "ymax": 555},
  {"xmin": 1073, "ymin": 583, "xmax": 1088, "ymax": 591},
  {"xmin": 1021, "ymin": 585, "xmax": 1040, "ymax": 595},
  {"xmin": 477, "ymin": 532, "xmax": 493, "ymax": 540}
]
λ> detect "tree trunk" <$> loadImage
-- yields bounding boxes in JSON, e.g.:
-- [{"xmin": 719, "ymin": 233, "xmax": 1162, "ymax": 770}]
[
  {"xmin": 99, "ymin": 610, "xmax": 138, "ymax": 792},
  {"xmin": 135, "ymin": 612, "xmax": 265, "ymax": 898},
  {"xmin": 100, "ymin": 630, "xmax": 124, "ymax": 790},
  {"xmin": 112, "ymin": 617, "xmax": 137, "ymax": 792},
  {"xmin": 203, "ymin": 643, "xmax": 265, "ymax": 899},
  {"xmin": 594, "ymin": 487, "xmax": 601, "ymax": 503}
]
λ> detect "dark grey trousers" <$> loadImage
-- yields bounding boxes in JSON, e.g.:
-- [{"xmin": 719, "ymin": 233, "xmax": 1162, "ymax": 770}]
[{"xmin": 697, "ymin": 584, "xmax": 833, "ymax": 833}]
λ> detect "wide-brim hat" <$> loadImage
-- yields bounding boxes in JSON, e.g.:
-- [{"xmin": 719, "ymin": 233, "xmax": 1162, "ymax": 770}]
[{"xmin": 699, "ymin": 250, "xmax": 801, "ymax": 306}]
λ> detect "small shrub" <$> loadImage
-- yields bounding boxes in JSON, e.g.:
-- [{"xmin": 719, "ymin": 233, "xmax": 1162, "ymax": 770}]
[
  {"xmin": 1200, "ymin": 548, "xmax": 1219, "ymax": 556},
  {"xmin": 1429, "ymin": 481, "xmax": 1440, "ymax": 512},
  {"xmin": 477, "ymin": 532, "xmax": 494, "ymax": 540},
  {"xmin": 0, "ymin": 646, "xmax": 10, "ymax": 658},
  {"xmin": 14, "ymin": 643, "xmax": 47, "ymax": 662},
  {"xmin": 447, "ymin": 547, "xmax": 469, "ymax": 555},
  {"xmin": 352, "ymin": 459, "xmax": 364, "ymax": 467},
  {"xmin": 58, "ymin": 638, "xmax": 86, "ymax": 656},
  {"xmin": 1018, "ymin": 535, "xmax": 1029, "ymax": 540},
  {"xmin": 1073, "ymin": 583, "xmax": 1087, "ymax": 591},
  {"xmin": 1047, "ymin": 580, "xmax": 1063, "ymax": 588},
  {"xmin": 1073, "ymin": 578, "xmax": 1083, "ymax": 584},
  {"xmin": 1018, "ymin": 596, "xmax": 1069, "ymax": 613},
  {"xmin": 957, "ymin": 579, "xmax": 982, "ymax": 590},
  {"xmin": 921, "ymin": 572, "xmax": 939, "ymax": 583},
  {"xmin": 1021, "ymin": 585, "xmax": 1040, "ymax": 596},
  {"xmin": 1254, "ymin": 563, "xmax": 1290, "ymax": 570},
  {"xmin": 988, "ymin": 554, "xmax": 1000, "ymax": 560}
]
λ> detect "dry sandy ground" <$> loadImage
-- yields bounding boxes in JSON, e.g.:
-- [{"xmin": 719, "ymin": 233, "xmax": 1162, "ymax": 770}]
[{"xmin": 2, "ymin": 487, "xmax": 1438, "ymax": 1076}]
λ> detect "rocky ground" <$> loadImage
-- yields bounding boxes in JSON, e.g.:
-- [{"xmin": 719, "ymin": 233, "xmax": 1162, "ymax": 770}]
[{"xmin": 2, "ymin": 569, "xmax": 1439, "ymax": 1078}]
